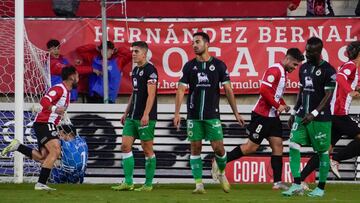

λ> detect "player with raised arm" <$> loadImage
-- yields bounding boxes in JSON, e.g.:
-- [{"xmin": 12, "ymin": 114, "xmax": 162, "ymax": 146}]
[
  {"xmin": 111, "ymin": 41, "xmax": 158, "ymax": 192},
  {"xmin": 212, "ymin": 48, "xmax": 304, "ymax": 190},
  {"xmin": 283, "ymin": 37, "xmax": 336, "ymax": 197},
  {"xmin": 1, "ymin": 66, "xmax": 79, "ymax": 190},
  {"xmin": 299, "ymin": 41, "xmax": 360, "ymax": 185},
  {"xmin": 50, "ymin": 124, "xmax": 88, "ymax": 184},
  {"xmin": 174, "ymin": 32, "xmax": 245, "ymax": 194}
]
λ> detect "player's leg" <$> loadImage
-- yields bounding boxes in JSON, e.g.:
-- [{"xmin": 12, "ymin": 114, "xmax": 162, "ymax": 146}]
[
  {"xmin": 307, "ymin": 121, "xmax": 331, "ymax": 197},
  {"xmin": 136, "ymin": 120, "xmax": 156, "ymax": 192},
  {"xmin": 282, "ymin": 116, "xmax": 308, "ymax": 196},
  {"xmin": 331, "ymin": 116, "xmax": 360, "ymax": 178},
  {"xmin": 1, "ymin": 139, "xmax": 47, "ymax": 163},
  {"xmin": 268, "ymin": 136, "xmax": 288, "ymax": 190},
  {"xmin": 35, "ymin": 139, "xmax": 61, "ymax": 190},
  {"xmin": 112, "ymin": 119, "xmax": 136, "ymax": 191},
  {"xmin": 188, "ymin": 120, "xmax": 205, "ymax": 194}
]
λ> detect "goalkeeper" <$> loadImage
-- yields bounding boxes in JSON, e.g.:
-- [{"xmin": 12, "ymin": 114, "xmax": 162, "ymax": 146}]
[{"xmin": 50, "ymin": 124, "xmax": 88, "ymax": 184}]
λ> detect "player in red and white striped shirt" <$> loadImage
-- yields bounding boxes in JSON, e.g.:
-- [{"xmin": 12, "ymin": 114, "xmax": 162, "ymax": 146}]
[
  {"xmin": 213, "ymin": 48, "xmax": 304, "ymax": 190},
  {"xmin": 300, "ymin": 41, "xmax": 360, "ymax": 182},
  {"xmin": 1, "ymin": 66, "xmax": 78, "ymax": 191}
]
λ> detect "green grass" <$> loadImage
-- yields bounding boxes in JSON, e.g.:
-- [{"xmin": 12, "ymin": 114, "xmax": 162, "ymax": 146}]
[{"xmin": 0, "ymin": 183, "xmax": 359, "ymax": 203}]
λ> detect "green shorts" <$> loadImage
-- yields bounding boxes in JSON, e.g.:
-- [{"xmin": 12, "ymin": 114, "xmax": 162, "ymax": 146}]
[
  {"xmin": 122, "ymin": 119, "xmax": 156, "ymax": 141},
  {"xmin": 290, "ymin": 116, "xmax": 331, "ymax": 152},
  {"xmin": 187, "ymin": 119, "xmax": 224, "ymax": 142}
]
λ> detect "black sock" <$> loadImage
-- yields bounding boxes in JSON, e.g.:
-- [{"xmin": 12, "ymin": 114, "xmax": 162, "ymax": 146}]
[
  {"xmin": 38, "ymin": 167, "xmax": 51, "ymax": 185},
  {"xmin": 227, "ymin": 146, "xmax": 243, "ymax": 162},
  {"xmin": 271, "ymin": 155, "xmax": 282, "ymax": 183},
  {"xmin": 294, "ymin": 177, "xmax": 301, "ymax": 185},
  {"xmin": 333, "ymin": 139, "xmax": 360, "ymax": 162},
  {"xmin": 17, "ymin": 144, "xmax": 33, "ymax": 159},
  {"xmin": 300, "ymin": 154, "xmax": 319, "ymax": 181},
  {"xmin": 318, "ymin": 182, "xmax": 326, "ymax": 190}
]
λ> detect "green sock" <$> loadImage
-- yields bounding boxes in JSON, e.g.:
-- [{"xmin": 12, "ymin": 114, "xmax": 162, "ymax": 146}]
[
  {"xmin": 122, "ymin": 152, "xmax": 134, "ymax": 185},
  {"xmin": 289, "ymin": 143, "xmax": 301, "ymax": 179},
  {"xmin": 190, "ymin": 155, "xmax": 203, "ymax": 183},
  {"xmin": 145, "ymin": 155, "xmax": 156, "ymax": 186},
  {"xmin": 215, "ymin": 153, "xmax": 227, "ymax": 174},
  {"xmin": 318, "ymin": 151, "xmax": 330, "ymax": 183}
]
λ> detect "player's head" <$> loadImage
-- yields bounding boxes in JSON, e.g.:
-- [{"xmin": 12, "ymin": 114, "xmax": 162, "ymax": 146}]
[
  {"xmin": 98, "ymin": 41, "xmax": 116, "ymax": 59},
  {"xmin": 47, "ymin": 39, "xmax": 60, "ymax": 57},
  {"xmin": 305, "ymin": 37, "xmax": 323, "ymax": 65},
  {"xmin": 192, "ymin": 32, "xmax": 210, "ymax": 56},
  {"xmin": 346, "ymin": 41, "xmax": 360, "ymax": 61},
  {"xmin": 58, "ymin": 124, "xmax": 76, "ymax": 141},
  {"xmin": 283, "ymin": 48, "xmax": 304, "ymax": 73},
  {"xmin": 62, "ymin": 66, "xmax": 79, "ymax": 88},
  {"xmin": 131, "ymin": 41, "xmax": 148, "ymax": 64}
]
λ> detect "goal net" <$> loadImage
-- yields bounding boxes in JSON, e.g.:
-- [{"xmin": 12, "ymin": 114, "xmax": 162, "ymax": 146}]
[{"xmin": 0, "ymin": 0, "xmax": 51, "ymax": 182}]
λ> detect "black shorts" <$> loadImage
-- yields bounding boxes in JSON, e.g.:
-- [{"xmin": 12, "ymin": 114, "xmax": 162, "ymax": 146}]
[
  {"xmin": 33, "ymin": 122, "xmax": 59, "ymax": 149},
  {"xmin": 331, "ymin": 115, "xmax": 360, "ymax": 146},
  {"xmin": 246, "ymin": 111, "xmax": 283, "ymax": 145}
]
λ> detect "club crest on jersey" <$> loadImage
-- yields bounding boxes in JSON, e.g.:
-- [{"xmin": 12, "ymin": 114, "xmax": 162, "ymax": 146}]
[
  {"xmin": 133, "ymin": 78, "xmax": 138, "ymax": 87},
  {"xmin": 315, "ymin": 69, "xmax": 321, "ymax": 76},
  {"xmin": 197, "ymin": 72, "xmax": 209, "ymax": 83},
  {"xmin": 209, "ymin": 65, "xmax": 215, "ymax": 71},
  {"xmin": 139, "ymin": 70, "xmax": 144, "ymax": 76},
  {"xmin": 48, "ymin": 90, "xmax": 56, "ymax": 96},
  {"xmin": 344, "ymin": 69, "xmax": 351, "ymax": 75}
]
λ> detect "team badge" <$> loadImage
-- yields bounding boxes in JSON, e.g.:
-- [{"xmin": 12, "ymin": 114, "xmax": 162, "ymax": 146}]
[
  {"xmin": 139, "ymin": 70, "xmax": 144, "ymax": 76},
  {"xmin": 267, "ymin": 75, "xmax": 275, "ymax": 83},
  {"xmin": 209, "ymin": 65, "xmax": 215, "ymax": 71},
  {"xmin": 48, "ymin": 90, "xmax": 56, "ymax": 96},
  {"xmin": 315, "ymin": 69, "xmax": 321, "ymax": 76},
  {"xmin": 344, "ymin": 69, "xmax": 351, "ymax": 75}
]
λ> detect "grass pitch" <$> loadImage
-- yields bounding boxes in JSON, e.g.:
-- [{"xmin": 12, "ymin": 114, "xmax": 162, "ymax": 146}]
[{"xmin": 0, "ymin": 183, "xmax": 359, "ymax": 203}]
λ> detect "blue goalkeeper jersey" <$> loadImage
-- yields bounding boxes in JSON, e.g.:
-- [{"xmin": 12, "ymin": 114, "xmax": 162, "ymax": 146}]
[{"xmin": 50, "ymin": 135, "xmax": 88, "ymax": 183}]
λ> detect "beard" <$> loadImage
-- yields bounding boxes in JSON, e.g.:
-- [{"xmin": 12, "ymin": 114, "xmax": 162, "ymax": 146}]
[{"xmin": 72, "ymin": 82, "xmax": 78, "ymax": 89}]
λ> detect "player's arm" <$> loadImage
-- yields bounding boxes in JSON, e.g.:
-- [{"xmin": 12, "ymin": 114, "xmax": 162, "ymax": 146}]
[
  {"xmin": 141, "ymin": 70, "xmax": 158, "ymax": 126},
  {"xmin": 288, "ymin": 67, "xmax": 304, "ymax": 128},
  {"xmin": 174, "ymin": 64, "xmax": 189, "ymax": 130},
  {"xmin": 40, "ymin": 86, "xmax": 65, "ymax": 115},
  {"xmin": 120, "ymin": 93, "xmax": 133, "ymax": 125},
  {"xmin": 337, "ymin": 65, "xmax": 359, "ymax": 97},
  {"xmin": 223, "ymin": 83, "xmax": 245, "ymax": 126}
]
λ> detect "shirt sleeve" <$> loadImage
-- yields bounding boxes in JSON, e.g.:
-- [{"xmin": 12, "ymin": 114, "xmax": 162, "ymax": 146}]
[
  {"xmin": 218, "ymin": 61, "xmax": 231, "ymax": 85},
  {"xmin": 336, "ymin": 63, "xmax": 357, "ymax": 93},
  {"xmin": 324, "ymin": 64, "xmax": 337, "ymax": 90},
  {"xmin": 178, "ymin": 62, "xmax": 190, "ymax": 86},
  {"xmin": 147, "ymin": 66, "xmax": 158, "ymax": 85},
  {"xmin": 259, "ymin": 67, "xmax": 281, "ymax": 109}
]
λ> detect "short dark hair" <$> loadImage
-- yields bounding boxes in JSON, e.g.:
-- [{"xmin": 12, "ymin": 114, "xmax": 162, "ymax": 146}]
[
  {"xmin": 98, "ymin": 41, "xmax": 115, "ymax": 50},
  {"xmin": 286, "ymin": 48, "xmax": 304, "ymax": 62},
  {"xmin": 346, "ymin": 41, "xmax": 360, "ymax": 60},
  {"xmin": 46, "ymin": 39, "xmax": 60, "ymax": 49},
  {"xmin": 193, "ymin": 32, "xmax": 210, "ymax": 43},
  {"xmin": 61, "ymin": 66, "xmax": 77, "ymax": 80},
  {"xmin": 307, "ymin": 37, "xmax": 323, "ymax": 49},
  {"xmin": 131, "ymin": 41, "xmax": 148, "ymax": 51}
]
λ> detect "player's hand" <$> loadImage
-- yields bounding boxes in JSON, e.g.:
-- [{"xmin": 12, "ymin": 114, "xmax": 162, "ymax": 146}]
[
  {"xmin": 288, "ymin": 3, "xmax": 298, "ymax": 11},
  {"xmin": 284, "ymin": 105, "xmax": 291, "ymax": 113},
  {"xmin": 173, "ymin": 114, "xmax": 181, "ymax": 131},
  {"xmin": 55, "ymin": 106, "xmax": 66, "ymax": 116},
  {"xmin": 301, "ymin": 113, "xmax": 314, "ymax": 125},
  {"xmin": 350, "ymin": 90, "xmax": 360, "ymax": 97},
  {"xmin": 277, "ymin": 105, "xmax": 287, "ymax": 114},
  {"xmin": 288, "ymin": 115, "xmax": 295, "ymax": 129},
  {"xmin": 235, "ymin": 113, "xmax": 245, "ymax": 127},
  {"xmin": 75, "ymin": 59, "xmax": 82, "ymax": 65},
  {"xmin": 93, "ymin": 69, "xmax": 102, "ymax": 76},
  {"xmin": 141, "ymin": 114, "xmax": 149, "ymax": 126},
  {"xmin": 120, "ymin": 115, "xmax": 126, "ymax": 125}
]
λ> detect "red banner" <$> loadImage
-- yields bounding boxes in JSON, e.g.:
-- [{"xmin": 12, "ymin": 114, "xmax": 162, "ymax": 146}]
[
  {"xmin": 225, "ymin": 156, "xmax": 315, "ymax": 183},
  {"xmin": 1, "ymin": 18, "xmax": 359, "ymax": 94}
]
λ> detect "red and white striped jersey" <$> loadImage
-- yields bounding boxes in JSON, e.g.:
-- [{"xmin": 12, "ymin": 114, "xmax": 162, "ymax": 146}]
[
  {"xmin": 253, "ymin": 63, "xmax": 287, "ymax": 117},
  {"xmin": 331, "ymin": 61, "xmax": 358, "ymax": 115},
  {"xmin": 35, "ymin": 83, "xmax": 70, "ymax": 125}
]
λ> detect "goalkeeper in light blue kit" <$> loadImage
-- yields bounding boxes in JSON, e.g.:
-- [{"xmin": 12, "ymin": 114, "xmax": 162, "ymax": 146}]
[{"xmin": 50, "ymin": 124, "xmax": 88, "ymax": 184}]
